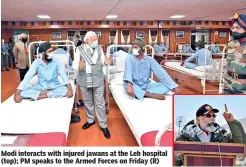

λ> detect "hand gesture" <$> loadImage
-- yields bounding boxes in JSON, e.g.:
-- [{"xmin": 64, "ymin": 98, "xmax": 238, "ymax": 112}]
[
  {"xmin": 104, "ymin": 57, "xmax": 112, "ymax": 66},
  {"xmin": 79, "ymin": 60, "xmax": 84, "ymax": 70}
]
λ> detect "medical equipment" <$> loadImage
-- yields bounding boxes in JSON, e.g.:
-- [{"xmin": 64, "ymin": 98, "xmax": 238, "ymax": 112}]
[
  {"xmin": 1, "ymin": 40, "xmax": 77, "ymax": 146},
  {"xmin": 162, "ymin": 44, "xmax": 227, "ymax": 94},
  {"xmin": 105, "ymin": 44, "xmax": 173, "ymax": 146}
]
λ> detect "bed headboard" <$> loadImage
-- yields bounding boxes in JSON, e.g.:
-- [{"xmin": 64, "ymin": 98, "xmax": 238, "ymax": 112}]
[
  {"xmin": 105, "ymin": 44, "xmax": 155, "ymax": 85},
  {"xmin": 28, "ymin": 40, "xmax": 76, "ymax": 68}
]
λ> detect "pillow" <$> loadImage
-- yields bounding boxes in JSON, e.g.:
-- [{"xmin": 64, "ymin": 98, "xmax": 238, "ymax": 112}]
[
  {"xmin": 115, "ymin": 56, "xmax": 126, "ymax": 72},
  {"xmin": 109, "ymin": 66, "xmax": 117, "ymax": 74},
  {"xmin": 114, "ymin": 72, "xmax": 124, "ymax": 85},
  {"xmin": 53, "ymin": 53, "xmax": 69, "ymax": 68}
]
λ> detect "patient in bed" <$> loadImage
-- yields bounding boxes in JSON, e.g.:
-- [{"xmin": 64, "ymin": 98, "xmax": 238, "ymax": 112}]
[
  {"xmin": 181, "ymin": 41, "xmax": 212, "ymax": 69},
  {"xmin": 123, "ymin": 39, "xmax": 179, "ymax": 100},
  {"xmin": 14, "ymin": 41, "xmax": 73, "ymax": 103}
]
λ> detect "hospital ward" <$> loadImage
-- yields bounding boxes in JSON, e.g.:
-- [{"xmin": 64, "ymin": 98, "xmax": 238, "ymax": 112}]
[{"xmin": 1, "ymin": 0, "xmax": 246, "ymax": 147}]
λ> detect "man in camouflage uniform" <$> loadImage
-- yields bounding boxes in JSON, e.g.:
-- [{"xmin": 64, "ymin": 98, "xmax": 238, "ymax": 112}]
[{"xmin": 223, "ymin": 13, "xmax": 246, "ymax": 94}]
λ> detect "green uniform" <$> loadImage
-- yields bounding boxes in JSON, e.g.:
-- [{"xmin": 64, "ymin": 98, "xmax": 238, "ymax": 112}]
[{"xmin": 223, "ymin": 40, "xmax": 246, "ymax": 94}]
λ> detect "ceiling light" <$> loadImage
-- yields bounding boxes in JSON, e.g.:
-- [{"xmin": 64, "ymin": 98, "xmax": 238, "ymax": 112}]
[
  {"xmin": 37, "ymin": 15, "xmax": 51, "ymax": 19},
  {"xmin": 106, "ymin": 15, "xmax": 118, "ymax": 19},
  {"xmin": 170, "ymin": 15, "xmax": 185, "ymax": 19}
]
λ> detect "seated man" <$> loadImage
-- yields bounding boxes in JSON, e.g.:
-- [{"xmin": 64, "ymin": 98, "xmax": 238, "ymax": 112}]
[
  {"xmin": 14, "ymin": 41, "xmax": 73, "ymax": 103},
  {"xmin": 211, "ymin": 42, "xmax": 222, "ymax": 53},
  {"xmin": 53, "ymin": 42, "xmax": 72, "ymax": 68},
  {"xmin": 110, "ymin": 47, "xmax": 129, "ymax": 66},
  {"xmin": 182, "ymin": 41, "xmax": 212, "ymax": 69},
  {"xmin": 175, "ymin": 104, "xmax": 246, "ymax": 166},
  {"xmin": 123, "ymin": 39, "xmax": 179, "ymax": 100},
  {"xmin": 155, "ymin": 42, "xmax": 168, "ymax": 54},
  {"xmin": 182, "ymin": 42, "xmax": 194, "ymax": 53}
]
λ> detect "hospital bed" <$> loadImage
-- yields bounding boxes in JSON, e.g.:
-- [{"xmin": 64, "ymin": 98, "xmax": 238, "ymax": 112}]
[
  {"xmin": 105, "ymin": 44, "xmax": 173, "ymax": 146},
  {"xmin": 1, "ymin": 40, "xmax": 78, "ymax": 146},
  {"xmin": 161, "ymin": 44, "xmax": 227, "ymax": 94}
]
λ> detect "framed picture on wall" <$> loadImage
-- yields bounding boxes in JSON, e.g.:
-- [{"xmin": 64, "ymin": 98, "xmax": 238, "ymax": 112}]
[
  {"xmin": 176, "ymin": 31, "xmax": 184, "ymax": 38},
  {"xmin": 52, "ymin": 32, "xmax": 62, "ymax": 40},
  {"xmin": 219, "ymin": 32, "xmax": 227, "ymax": 38},
  {"xmin": 136, "ymin": 31, "xmax": 145, "ymax": 39}
]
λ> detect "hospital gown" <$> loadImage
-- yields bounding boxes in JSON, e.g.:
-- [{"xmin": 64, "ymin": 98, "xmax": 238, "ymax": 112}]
[
  {"xmin": 211, "ymin": 45, "xmax": 221, "ymax": 53},
  {"xmin": 17, "ymin": 59, "xmax": 69, "ymax": 101},
  {"xmin": 53, "ymin": 48, "xmax": 72, "ymax": 67},
  {"xmin": 155, "ymin": 44, "xmax": 168, "ymax": 54},
  {"xmin": 184, "ymin": 48, "xmax": 212, "ymax": 69},
  {"xmin": 123, "ymin": 54, "xmax": 178, "ymax": 100},
  {"xmin": 183, "ymin": 45, "xmax": 194, "ymax": 53}
]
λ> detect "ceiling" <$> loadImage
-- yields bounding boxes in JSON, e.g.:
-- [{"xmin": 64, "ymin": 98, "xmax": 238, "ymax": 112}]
[{"xmin": 1, "ymin": 0, "xmax": 246, "ymax": 21}]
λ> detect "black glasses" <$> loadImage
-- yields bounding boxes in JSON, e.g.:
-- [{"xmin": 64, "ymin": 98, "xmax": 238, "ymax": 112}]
[{"xmin": 203, "ymin": 113, "xmax": 216, "ymax": 118}]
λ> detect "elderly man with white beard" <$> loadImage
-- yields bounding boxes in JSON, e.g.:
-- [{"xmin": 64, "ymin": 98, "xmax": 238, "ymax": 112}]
[{"xmin": 174, "ymin": 104, "xmax": 246, "ymax": 166}]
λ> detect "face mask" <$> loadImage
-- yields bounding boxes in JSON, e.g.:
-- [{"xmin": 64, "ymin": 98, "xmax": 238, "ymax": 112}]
[
  {"xmin": 132, "ymin": 48, "xmax": 140, "ymax": 56},
  {"xmin": 22, "ymin": 38, "xmax": 28, "ymax": 43},
  {"xmin": 2, "ymin": 40, "xmax": 4, "ymax": 44},
  {"xmin": 232, "ymin": 32, "xmax": 246, "ymax": 40},
  {"xmin": 44, "ymin": 53, "xmax": 53, "ymax": 62},
  {"xmin": 89, "ymin": 40, "xmax": 98, "ymax": 48},
  {"xmin": 46, "ymin": 53, "xmax": 54, "ymax": 59},
  {"xmin": 196, "ymin": 47, "xmax": 199, "ymax": 51}
]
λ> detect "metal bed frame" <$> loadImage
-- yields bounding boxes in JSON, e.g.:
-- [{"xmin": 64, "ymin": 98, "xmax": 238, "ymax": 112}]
[
  {"xmin": 161, "ymin": 44, "xmax": 227, "ymax": 94},
  {"xmin": 28, "ymin": 40, "xmax": 80, "ymax": 113},
  {"xmin": 105, "ymin": 44, "xmax": 155, "ymax": 113}
]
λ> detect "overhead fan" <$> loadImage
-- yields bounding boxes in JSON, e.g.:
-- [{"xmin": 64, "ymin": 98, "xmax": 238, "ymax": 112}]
[{"xmin": 176, "ymin": 116, "xmax": 185, "ymax": 134}]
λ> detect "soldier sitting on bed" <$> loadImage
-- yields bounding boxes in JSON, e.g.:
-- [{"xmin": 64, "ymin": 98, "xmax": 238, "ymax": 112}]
[
  {"xmin": 180, "ymin": 41, "xmax": 212, "ymax": 69},
  {"xmin": 123, "ymin": 39, "xmax": 179, "ymax": 100},
  {"xmin": 14, "ymin": 41, "xmax": 73, "ymax": 103}
]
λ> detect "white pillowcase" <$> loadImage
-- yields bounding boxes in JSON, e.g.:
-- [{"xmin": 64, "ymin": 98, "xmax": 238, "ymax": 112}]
[
  {"xmin": 115, "ymin": 56, "xmax": 126, "ymax": 72},
  {"xmin": 114, "ymin": 72, "xmax": 124, "ymax": 85}
]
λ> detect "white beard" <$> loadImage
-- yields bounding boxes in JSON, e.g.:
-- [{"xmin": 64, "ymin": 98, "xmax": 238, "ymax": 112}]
[{"xmin": 200, "ymin": 120, "xmax": 217, "ymax": 133}]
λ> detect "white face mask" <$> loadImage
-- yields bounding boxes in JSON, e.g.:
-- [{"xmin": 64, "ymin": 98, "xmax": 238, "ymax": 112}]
[
  {"xmin": 132, "ymin": 48, "xmax": 140, "ymax": 56},
  {"xmin": 196, "ymin": 47, "xmax": 199, "ymax": 51},
  {"xmin": 47, "ymin": 53, "xmax": 54, "ymax": 59},
  {"xmin": 89, "ymin": 40, "xmax": 98, "ymax": 48},
  {"xmin": 2, "ymin": 40, "xmax": 4, "ymax": 44}
]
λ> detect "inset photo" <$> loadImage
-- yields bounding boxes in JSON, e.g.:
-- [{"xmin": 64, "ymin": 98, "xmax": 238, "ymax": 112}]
[{"xmin": 173, "ymin": 95, "xmax": 246, "ymax": 167}]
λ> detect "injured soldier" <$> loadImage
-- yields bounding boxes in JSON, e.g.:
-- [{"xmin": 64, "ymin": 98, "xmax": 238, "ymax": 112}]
[
  {"xmin": 14, "ymin": 41, "xmax": 73, "ymax": 103},
  {"xmin": 123, "ymin": 39, "xmax": 179, "ymax": 100},
  {"xmin": 181, "ymin": 41, "xmax": 212, "ymax": 69}
]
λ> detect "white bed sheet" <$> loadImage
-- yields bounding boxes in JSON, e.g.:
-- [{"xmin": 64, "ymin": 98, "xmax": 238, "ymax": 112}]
[
  {"xmin": 164, "ymin": 62, "xmax": 204, "ymax": 78},
  {"xmin": 0, "ymin": 81, "xmax": 76, "ymax": 138},
  {"xmin": 109, "ymin": 79, "xmax": 172, "ymax": 145}
]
